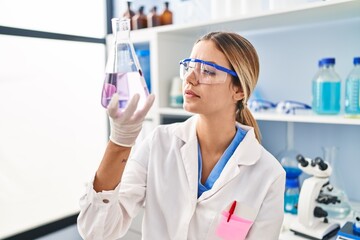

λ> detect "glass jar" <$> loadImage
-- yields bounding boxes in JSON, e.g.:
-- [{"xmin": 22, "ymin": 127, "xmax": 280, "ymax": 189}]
[{"xmin": 312, "ymin": 58, "xmax": 341, "ymax": 115}]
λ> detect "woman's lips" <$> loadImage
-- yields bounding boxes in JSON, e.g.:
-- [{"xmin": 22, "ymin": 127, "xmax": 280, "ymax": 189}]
[{"xmin": 184, "ymin": 89, "xmax": 200, "ymax": 98}]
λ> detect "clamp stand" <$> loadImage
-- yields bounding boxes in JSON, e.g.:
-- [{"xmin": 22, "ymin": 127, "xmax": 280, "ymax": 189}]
[{"xmin": 290, "ymin": 155, "xmax": 340, "ymax": 240}]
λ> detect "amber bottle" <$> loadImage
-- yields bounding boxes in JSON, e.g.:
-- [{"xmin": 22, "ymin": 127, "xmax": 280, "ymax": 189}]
[
  {"xmin": 160, "ymin": 2, "xmax": 173, "ymax": 26},
  {"xmin": 132, "ymin": 6, "xmax": 148, "ymax": 30},
  {"xmin": 122, "ymin": 1, "xmax": 135, "ymax": 29},
  {"xmin": 147, "ymin": 6, "xmax": 161, "ymax": 28}
]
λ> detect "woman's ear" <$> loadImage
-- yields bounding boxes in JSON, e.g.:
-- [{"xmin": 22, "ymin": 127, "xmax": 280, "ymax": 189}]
[{"xmin": 232, "ymin": 84, "xmax": 244, "ymax": 102}]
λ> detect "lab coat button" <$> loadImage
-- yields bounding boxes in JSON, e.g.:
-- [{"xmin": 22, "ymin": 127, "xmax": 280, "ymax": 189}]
[{"xmin": 102, "ymin": 199, "xmax": 110, "ymax": 204}]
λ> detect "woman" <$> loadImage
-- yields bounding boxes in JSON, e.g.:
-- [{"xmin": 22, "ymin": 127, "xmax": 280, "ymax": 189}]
[{"xmin": 78, "ymin": 32, "xmax": 285, "ymax": 240}]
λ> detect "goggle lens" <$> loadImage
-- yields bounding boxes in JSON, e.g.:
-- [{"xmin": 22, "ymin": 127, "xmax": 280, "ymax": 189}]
[{"xmin": 179, "ymin": 59, "xmax": 229, "ymax": 84}]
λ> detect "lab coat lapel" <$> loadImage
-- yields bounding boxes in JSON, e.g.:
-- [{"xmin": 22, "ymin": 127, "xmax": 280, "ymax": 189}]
[
  {"xmin": 175, "ymin": 116, "xmax": 199, "ymax": 200},
  {"xmin": 198, "ymin": 126, "xmax": 261, "ymax": 201}
]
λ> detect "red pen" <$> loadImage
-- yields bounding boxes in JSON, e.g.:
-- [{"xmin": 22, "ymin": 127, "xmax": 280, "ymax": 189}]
[{"xmin": 227, "ymin": 201, "xmax": 237, "ymax": 222}]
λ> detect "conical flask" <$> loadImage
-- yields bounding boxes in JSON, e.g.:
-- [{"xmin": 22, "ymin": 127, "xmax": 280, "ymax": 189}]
[{"xmin": 101, "ymin": 18, "xmax": 149, "ymax": 110}]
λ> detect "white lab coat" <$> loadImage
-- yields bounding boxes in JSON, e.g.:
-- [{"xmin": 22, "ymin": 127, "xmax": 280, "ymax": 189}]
[{"xmin": 77, "ymin": 115, "xmax": 285, "ymax": 240}]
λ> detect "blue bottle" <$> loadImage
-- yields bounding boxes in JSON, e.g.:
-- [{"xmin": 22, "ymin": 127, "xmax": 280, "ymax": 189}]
[
  {"xmin": 345, "ymin": 57, "xmax": 360, "ymax": 116},
  {"xmin": 280, "ymin": 152, "xmax": 302, "ymax": 214},
  {"xmin": 312, "ymin": 58, "xmax": 341, "ymax": 115},
  {"xmin": 284, "ymin": 178, "xmax": 300, "ymax": 214}
]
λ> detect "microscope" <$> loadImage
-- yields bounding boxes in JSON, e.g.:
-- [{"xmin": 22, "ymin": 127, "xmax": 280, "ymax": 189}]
[{"xmin": 290, "ymin": 155, "xmax": 340, "ymax": 240}]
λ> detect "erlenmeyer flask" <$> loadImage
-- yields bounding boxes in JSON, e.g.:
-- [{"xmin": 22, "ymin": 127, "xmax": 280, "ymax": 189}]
[
  {"xmin": 101, "ymin": 18, "xmax": 149, "ymax": 110},
  {"xmin": 318, "ymin": 146, "xmax": 351, "ymax": 219},
  {"xmin": 276, "ymin": 123, "xmax": 302, "ymax": 214}
]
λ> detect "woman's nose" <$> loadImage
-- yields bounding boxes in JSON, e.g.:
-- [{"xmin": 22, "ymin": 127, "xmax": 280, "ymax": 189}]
[{"xmin": 185, "ymin": 69, "xmax": 199, "ymax": 86}]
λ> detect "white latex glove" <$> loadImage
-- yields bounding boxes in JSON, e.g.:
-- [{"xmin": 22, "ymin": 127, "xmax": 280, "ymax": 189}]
[{"xmin": 107, "ymin": 93, "xmax": 155, "ymax": 147}]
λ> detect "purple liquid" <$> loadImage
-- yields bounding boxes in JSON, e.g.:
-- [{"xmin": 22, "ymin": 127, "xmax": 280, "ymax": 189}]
[{"xmin": 101, "ymin": 72, "xmax": 149, "ymax": 109}]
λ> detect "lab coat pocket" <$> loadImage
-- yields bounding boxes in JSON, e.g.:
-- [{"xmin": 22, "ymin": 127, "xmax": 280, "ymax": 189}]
[
  {"xmin": 207, "ymin": 201, "xmax": 257, "ymax": 240},
  {"xmin": 215, "ymin": 211, "xmax": 253, "ymax": 240}
]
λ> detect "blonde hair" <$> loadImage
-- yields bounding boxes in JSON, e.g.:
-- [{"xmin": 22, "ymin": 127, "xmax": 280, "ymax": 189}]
[{"xmin": 197, "ymin": 32, "xmax": 262, "ymax": 142}]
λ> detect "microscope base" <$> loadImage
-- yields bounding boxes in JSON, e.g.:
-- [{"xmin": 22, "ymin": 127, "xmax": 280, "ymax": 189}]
[{"xmin": 290, "ymin": 220, "xmax": 340, "ymax": 240}]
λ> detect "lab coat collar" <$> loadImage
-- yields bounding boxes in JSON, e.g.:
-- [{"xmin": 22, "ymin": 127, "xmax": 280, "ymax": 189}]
[
  {"xmin": 198, "ymin": 122, "xmax": 261, "ymax": 201},
  {"xmin": 174, "ymin": 115, "xmax": 198, "ymax": 143},
  {"xmin": 174, "ymin": 116, "xmax": 261, "ymax": 167},
  {"xmin": 175, "ymin": 115, "xmax": 199, "ymax": 200},
  {"xmin": 174, "ymin": 116, "xmax": 262, "ymax": 201},
  {"xmin": 233, "ymin": 122, "xmax": 261, "ymax": 166}
]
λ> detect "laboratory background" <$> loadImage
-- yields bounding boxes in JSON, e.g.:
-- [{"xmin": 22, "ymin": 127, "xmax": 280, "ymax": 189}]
[{"xmin": 0, "ymin": 0, "xmax": 359, "ymax": 239}]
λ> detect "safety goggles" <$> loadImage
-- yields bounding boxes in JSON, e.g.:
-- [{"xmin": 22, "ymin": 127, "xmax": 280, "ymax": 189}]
[
  {"xmin": 249, "ymin": 99, "xmax": 311, "ymax": 114},
  {"xmin": 276, "ymin": 100, "xmax": 311, "ymax": 114},
  {"xmin": 249, "ymin": 99, "xmax": 277, "ymax": 112},
  {"xmin": 179, "ymin": 58, "xmax": 238, "ymax": 84}
]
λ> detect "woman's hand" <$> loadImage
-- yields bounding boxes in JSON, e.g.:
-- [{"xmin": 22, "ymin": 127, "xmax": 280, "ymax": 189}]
[{"xmin": 107, "ymin": 93, "xmax": 155, "ymax": 147}]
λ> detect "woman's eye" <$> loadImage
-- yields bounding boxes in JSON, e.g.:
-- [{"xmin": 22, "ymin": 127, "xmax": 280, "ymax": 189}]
[{"xmin": 203, "ymin": 69, "xmax": 216, "ymax": 76}]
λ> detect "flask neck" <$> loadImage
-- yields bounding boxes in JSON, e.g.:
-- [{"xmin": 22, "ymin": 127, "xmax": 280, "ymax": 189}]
[{"xmin": 112, "ymin": 18, "xmax": 131, "ymax": 41}]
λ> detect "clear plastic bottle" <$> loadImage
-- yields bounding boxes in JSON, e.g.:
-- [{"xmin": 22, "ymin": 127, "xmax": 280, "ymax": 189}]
[
  {"xmin": 101, "ymin": 18, "xmax": 149, "ymax": 110},
  {"xmin": 312, "ymin": 58, "xmax": 341, "ymax": 115},
  {"xmin": 345, "ymin": 57, "xmax": 360, "ymax": 116}
]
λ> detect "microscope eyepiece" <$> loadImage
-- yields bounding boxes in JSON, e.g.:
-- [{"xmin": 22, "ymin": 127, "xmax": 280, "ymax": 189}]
[
  {"xmin": 297, "ymin": 154, "xmax": 308, "ymax": 167},
  {"xmin": 314, "ymin": 157, "xmax": 328, "ymax": 171}
]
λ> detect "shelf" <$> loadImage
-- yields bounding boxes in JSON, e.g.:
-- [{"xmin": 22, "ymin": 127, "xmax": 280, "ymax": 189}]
[
  {"xmin": 159, "ymin": 107, "xmax": 360, "ymax": 125},
  {"xmin": 128, "ymin": 0, "xmax": 360, "ymax": 128},
  {"xmin": 130, "ymin": 0, "xmax": 360, "ymax": 38},
  {"xmin": 130, "ymin": 28, "xmax": 155, "ymax": 44},
  {"xmin": 253, "ymin": 112, "xmax": 360, "ymax": 125}
]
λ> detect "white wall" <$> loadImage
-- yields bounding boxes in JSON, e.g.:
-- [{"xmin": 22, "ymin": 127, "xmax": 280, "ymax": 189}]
[
  {"xmin": 0, "ymin": 0, "xmax": 106, "ymax": 37},
  {"xmin": 0, "ymin": 1, "xmax": 107, "ymax": 238}
]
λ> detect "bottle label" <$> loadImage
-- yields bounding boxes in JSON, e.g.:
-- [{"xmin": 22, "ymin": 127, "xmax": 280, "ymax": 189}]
[{"xmin": 345, "ymin": 78, "xmax": 360, "ymax": 114}]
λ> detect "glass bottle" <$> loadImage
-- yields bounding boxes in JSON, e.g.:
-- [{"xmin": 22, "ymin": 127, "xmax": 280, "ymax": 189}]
[
  {"xmin": 101, "ymin": 18, "xmax": 149, "ymax": 110},
  {"xmin": 345, "ymin": 57, "xmax": 360, "ymax": 116},
  {"xmin": 284, "ymin": 178, "xmax": 300, "ymax": 214},
  {"xmin": 132, "ymin": 6, "xmax": 147, "ymax": 30},
  {"xmin": 160, "ymin": 2, "xmax": 173, "ymax": 26},
  {"xmin": 277, "ymin": 122, "xmax": 302, "ymax": 214},
  {"xmin": 147, "ymin": 6, "xmax": 161, "ymax": 28},
  {"xmin": 122, "ymin": 1, "xmax": 135, "ymax": 30},
  {"xmin": 312, "ymin": 58, "xmax": 341, "ymax": 115}
]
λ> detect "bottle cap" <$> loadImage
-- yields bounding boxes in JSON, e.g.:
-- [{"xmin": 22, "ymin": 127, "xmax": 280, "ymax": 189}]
[
  {"xmin": 354, "ymin": 57, "xmax": 360, "ymax": 65},
  {"xmin": 318, "ymin": 58, "xmax": 335, "ymax": 67}
]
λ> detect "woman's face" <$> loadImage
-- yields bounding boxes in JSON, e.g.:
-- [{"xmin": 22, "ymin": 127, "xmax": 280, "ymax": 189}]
[{"xmin": 182, "ymin": 40, "xmax": 243, "ymax": 116}]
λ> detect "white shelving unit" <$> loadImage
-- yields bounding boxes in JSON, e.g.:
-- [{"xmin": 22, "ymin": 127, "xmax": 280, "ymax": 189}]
[
  {"xmin": 129, "ymin": 0, "xmax": 360, "ymax": 127},
  {"xmin": 125, "ymin": 1, "xmax": 360, "ymax": 239},
  {"xmin": 126, "ymin": 0, "xmax": 360, "ymax": 203}
]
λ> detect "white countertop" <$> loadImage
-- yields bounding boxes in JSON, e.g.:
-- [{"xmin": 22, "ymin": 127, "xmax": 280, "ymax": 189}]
[{"xmin": 279, "ymin": 211, "xmax": 357, "ymax": 240}]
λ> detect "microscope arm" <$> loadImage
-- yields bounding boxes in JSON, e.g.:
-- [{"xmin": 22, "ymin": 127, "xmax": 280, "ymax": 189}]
[{"xmin": 298, "ymin": 176, "xmax": 329, "ymax": 227}]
